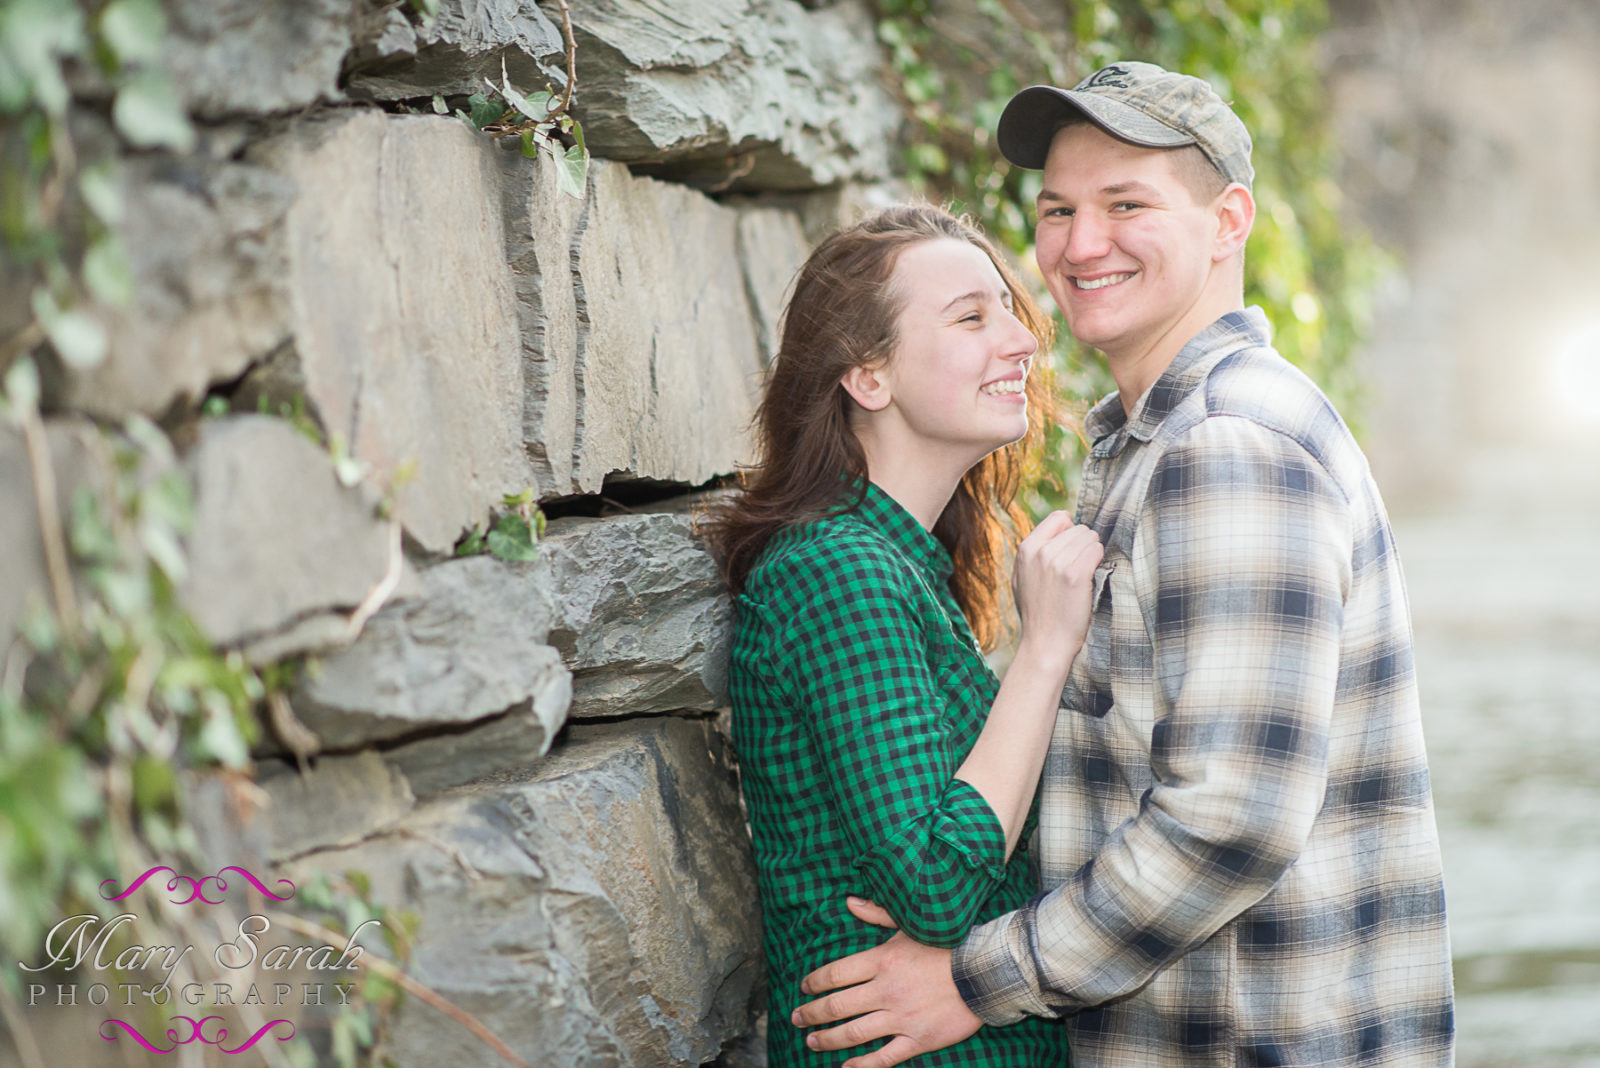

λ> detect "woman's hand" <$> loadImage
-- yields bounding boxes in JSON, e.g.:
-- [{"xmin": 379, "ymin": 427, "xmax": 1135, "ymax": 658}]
[{"xmin": 1011, "ymin": 510, "xmax": 1104, "ymax": 674}]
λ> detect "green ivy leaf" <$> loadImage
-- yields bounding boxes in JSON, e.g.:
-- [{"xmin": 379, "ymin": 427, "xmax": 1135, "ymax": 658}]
[
  {"xmin": 486, "ymin": 512, "xmax": 538, "ymax": 561},
  {"xmin": 0, "ymin": 0, "xmax": 85, "ymax": 115},
  {"xmin": 99, "ymin": 0, "xmax": 166, "ymax": 68},
  {"xmin": 430, "ymin": 93, "xmax": 447, "ymax": 115},
  {"xmin": 77, "ymin": 163, "xmax": 123, "ymax": 226},
  {"xmin": 83, "ymin": 234, "xmax": 134, "ymax": 307},
  {"xmin": 3, "ymin": 357, "xmax": 41, "ymax": 417},
  {"xmin": 454, "ymin": 525, "xmax": 486, "ymax": 557},
  {"xmin": 552, "ymin": 140, "xmax": 588, "ymax": 200},
  {"xmin": 112, "ymin": 70, "xmax": 196, "ymax": 152},
  {"xmin": 32, "ymin": 287, "xmax": 108, "ymax": 369},
  {"xmin": 466, "ymin": 92, "xmax": 504, "ymax": 129}
]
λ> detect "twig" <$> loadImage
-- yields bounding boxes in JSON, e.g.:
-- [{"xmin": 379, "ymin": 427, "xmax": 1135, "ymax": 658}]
[
  {"xmin": 19, "ymin": 403, "xmax": 79, "ymax": 635},
  {"xmin": 346, "ymin": 519, "xmax": 403, "ymax": 639},
  {"xmin": 267, "ymin": 690, "xmax": 322, "ymax": 770},
  {"xmin": 550, "ymin": 0, "xmax": 578, "ymax": 118},
  {"xmin": 0, "ymin": 973, "xmax": 47, "ymax": 1068},
  {"xmin": 269, "ymin": 912, "xmax": 532, "ymax": 1068}
]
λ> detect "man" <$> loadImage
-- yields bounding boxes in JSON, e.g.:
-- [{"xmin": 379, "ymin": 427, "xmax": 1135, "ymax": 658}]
[{"xmin": 792, "ymin": 62, "xmax": 1455, "ymax": 1067}]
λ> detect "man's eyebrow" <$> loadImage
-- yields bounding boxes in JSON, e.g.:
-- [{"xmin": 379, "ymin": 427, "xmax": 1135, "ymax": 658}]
[
  {"xmin": 1037, "ymin": 181, "xmax": 1161, "ymax": 202},
  {"xmin": 1101, "ymin": 181, "xmax": 1159, "ymax": 197}
]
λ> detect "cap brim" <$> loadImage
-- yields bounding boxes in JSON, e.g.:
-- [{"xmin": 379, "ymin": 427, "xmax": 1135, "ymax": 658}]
[{"xmin": 997, "ymin": 85, "xmax": 1197, "ymax": 170}]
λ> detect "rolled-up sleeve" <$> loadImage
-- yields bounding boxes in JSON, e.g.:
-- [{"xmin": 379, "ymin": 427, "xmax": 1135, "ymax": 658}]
[
  {"xmin": 953, "ymin": 416, "xmax": 1354, "ymax": 1020},
  {"xmin": 769, "ymin": 539, "xmax": 1009, "ymax": 948}
]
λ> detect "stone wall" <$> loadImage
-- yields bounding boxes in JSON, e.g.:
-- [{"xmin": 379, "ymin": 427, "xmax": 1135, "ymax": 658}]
[{"xmin": 1, "ymin": 2, "xmax": 900, "ymax": 1064}]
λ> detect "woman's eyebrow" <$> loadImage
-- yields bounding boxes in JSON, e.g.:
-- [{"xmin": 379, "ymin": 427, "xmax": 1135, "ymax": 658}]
[{"xmin": 940, "ymin": 290, "xmax": 988, "ymax": 313}]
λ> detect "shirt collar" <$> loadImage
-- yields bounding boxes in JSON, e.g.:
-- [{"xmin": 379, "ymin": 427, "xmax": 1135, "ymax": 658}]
[
  {"xmin": 1084, "ymin": 307, "xmax": 1273, "ymax": 446},
  {"xmin": 847, "ymin": 479, "xmax": 955, "ymax": 585}
]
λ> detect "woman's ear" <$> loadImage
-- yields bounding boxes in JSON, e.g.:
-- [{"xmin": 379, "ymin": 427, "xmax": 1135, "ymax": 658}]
[{"xmin": 840, "ymin": 364, "xmax": 892, "ymax": 412}]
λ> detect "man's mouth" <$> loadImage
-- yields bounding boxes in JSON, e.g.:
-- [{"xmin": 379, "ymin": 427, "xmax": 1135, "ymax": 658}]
[{"xmin": 1073, "ymin": 271, "xmax": 1135, "ymax": 291}]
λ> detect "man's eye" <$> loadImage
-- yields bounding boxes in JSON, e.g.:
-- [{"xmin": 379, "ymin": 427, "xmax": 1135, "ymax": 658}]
[
  {"xmin": 1112, "ymin": 201, "xmax": 1143, "ymax": 212},
  {"xmin": 1042, "ymin": 206, "xmax": 1074, "ymax": 218}
]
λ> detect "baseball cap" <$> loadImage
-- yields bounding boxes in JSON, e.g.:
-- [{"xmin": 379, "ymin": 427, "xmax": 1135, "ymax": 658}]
[{"xmin": 997, "ymin": 61, "xmax": 1254, "ymax": 188}]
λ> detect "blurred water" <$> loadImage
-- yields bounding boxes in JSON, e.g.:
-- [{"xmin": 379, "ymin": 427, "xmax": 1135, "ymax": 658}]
[{"xmin": 1391, "ymin": 444, "xmax": 1600, "ymax": 1065}]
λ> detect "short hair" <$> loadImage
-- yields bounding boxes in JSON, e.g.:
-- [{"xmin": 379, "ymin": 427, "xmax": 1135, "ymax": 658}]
[{"xmin": 1050, "ymin": 114, "xmax": 1229, "ymax": 204}]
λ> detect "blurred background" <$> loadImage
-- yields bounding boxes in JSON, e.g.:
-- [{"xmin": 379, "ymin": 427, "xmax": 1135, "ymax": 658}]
[{"xmin": 1328, "ymin": 0, "xmax": 1600, "ymax": 1062}]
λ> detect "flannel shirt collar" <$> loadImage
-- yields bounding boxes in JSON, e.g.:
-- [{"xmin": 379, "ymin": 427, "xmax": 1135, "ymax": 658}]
[
  {"xmin": 1084, "ymin": 307, "xmax": 1274, "ymax": 448},
  {"xmin": 845, "ymin": 479, "xmax": 955, "ymax": 586}
]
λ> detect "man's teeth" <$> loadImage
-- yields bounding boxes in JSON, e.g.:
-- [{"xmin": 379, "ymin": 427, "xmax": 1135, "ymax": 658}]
[
  {"xmin": 1075, "ymin": 272, "xmax": 1134, "ymax": 290},
  {"xmin": 981, "ymin": 379, "xmax": 1025, "ymax": 396}
]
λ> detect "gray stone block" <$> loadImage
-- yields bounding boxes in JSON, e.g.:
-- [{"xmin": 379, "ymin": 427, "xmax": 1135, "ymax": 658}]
[
  {"xmin": 59, "ymin": 161, "xmax": 295, "ymax": 420},
  {"xmin": 259, "ymin": 110, "xmax": 534, "ymax": 552},
  {"xmin": 256, "ymin": 749, "xmax": 417, "ymax": 862},
  {"xmin": 543, "ymin": 513, "xmax": 732, "ymax": 717},
  {"xmin": 557, "ymin": 0, "xmax": 896, "ymax": 192},
  {"xmin": 569, "ymin": 159, "xmax": 763, "ymax": 491},
  {"xmin": 347, "ymin": 0, "xmax": 567, "ymax": 101},
  {"xmin": 285, "ymin": 716, "xmax": 762, "ymax": 1067},
  {"xmin": 501, "ymin": 144, "xmax": 586, "ymax": 497},
  {"xmin": 180, "ymin": 415, "xmax": 397, "ymax": 653},
  {"xmin": 294, "ymin": 554, "xmax": 572, "ymax": 752},
  {"xmin": 734, "ymin": 205, "xmax": 810, "ymax": 364},
  {"xmin": 163, "ymin": 0, "xmax": 352, "ymax": 118}
]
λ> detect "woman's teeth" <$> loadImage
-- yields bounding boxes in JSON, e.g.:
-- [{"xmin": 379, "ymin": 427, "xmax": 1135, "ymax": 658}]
[{"xmin": 981, "ymin": 379, "xmax": 1025, "ymax": 396}]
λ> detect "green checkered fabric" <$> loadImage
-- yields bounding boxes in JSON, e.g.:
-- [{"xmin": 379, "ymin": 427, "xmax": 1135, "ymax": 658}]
[{"xmin": 730, "ymin": 482, "xmax": 1068, "ymax": 1067}]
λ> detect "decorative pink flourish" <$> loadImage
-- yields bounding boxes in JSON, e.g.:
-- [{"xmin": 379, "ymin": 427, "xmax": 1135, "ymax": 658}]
[
  {"xmin": 99, "ymin": 1019, "xmax": 176, "ymax": 1053},
  {"xmin": 98, "ymin": 866, "xmax": 296, "ymax": 905},
  {"xmin": 99, "ymin": 866, "xmax": 181, "ymax": 902},
  {"xmin": 101, "ymin": 1017, "xmax": 294, "ymax": 1054},
  {"xmin": 216, "ymin": 865, "xmax": 296, "ymax": 902},
  {"xmin": 219, "ymin": 1019, "xmax": 296, "ymax": 1054},
  {"xmin": 166, "ymin": 1016, "xmax": 227, "ymax": 1045}
]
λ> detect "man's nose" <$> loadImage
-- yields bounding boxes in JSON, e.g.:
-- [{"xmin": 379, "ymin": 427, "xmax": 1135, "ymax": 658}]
[{"xmin": 1063, "ymin": 213, "xmax": 1111, "ymax": 264}]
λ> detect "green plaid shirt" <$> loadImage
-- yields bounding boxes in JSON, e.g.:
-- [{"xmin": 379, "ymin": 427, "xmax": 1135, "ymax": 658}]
[{"xmin": 730, "ymin": 482, "xmax": 1067, "ymax": 1067}]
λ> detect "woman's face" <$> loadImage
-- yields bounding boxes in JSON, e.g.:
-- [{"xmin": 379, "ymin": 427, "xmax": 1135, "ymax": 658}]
[{"xmin": 876, "ymin": 238, "xmax": 1038, "ymax": 462}]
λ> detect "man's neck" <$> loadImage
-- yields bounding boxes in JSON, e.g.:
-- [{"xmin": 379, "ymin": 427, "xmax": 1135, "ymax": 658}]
[{"xmin": 1107, "ymin": 297, "xmax": 1245, "ymax": 417}]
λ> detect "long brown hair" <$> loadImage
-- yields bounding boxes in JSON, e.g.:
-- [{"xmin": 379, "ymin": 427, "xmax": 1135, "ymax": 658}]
[{"xmin": 703, "ymin": 204, "xmax": 1054, "ymax": 650}]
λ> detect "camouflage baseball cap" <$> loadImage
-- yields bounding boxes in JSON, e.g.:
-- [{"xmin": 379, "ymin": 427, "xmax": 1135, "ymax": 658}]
[{"xmin": 997, "ymin": 61, "xmax": 1254, "ymax": 188}]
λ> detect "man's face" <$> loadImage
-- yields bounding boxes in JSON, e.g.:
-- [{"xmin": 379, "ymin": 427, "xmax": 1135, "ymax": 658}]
[{"xmin": 1034, "ymin": 122, "xmax": 1222, "ymax": 362}]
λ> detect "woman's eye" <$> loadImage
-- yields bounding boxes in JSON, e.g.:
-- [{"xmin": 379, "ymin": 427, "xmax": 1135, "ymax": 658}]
[{"xmin": 960, "ymin": 313, "xmax": 982, "ymax": 324}]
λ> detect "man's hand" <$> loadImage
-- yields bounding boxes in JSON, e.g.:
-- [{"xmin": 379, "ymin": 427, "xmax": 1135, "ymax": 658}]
[{"xmin": 790, "ymin": 898, "xmax": 982, "ymax": 1068}]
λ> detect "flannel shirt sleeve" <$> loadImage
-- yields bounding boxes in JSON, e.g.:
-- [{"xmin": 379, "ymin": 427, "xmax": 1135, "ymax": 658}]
[
  {"xmin": 768, "ymin": 536, "xmax": 1010, "ymax": 949},
  {"xmin": 953, "ymin": 416, "xmax": 1354, "ymax": 1021}
]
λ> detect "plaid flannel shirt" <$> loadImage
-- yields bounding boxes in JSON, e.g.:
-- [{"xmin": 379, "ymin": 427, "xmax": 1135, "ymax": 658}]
[
  {"xmin": 731, "ymin": 483, "xmax": 1066, "ymax": 1067},
  {"xmin": 952, "ymin": 309, "xmax": 1455, "ymax": 1067}
]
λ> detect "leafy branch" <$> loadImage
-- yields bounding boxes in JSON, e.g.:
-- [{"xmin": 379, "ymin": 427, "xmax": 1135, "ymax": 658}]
[
  {"xmin": 454, "ymin": 488, "xmax": 545, "ymax": 562},
  {"xmin": 442, "ymin": 0, "xmax": 589, "ymax": 200}
]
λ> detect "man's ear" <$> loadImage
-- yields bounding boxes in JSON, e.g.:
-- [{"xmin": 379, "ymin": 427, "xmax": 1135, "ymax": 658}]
[
  {"xmin": 1212, "ymin": 183, "xmax": 1255, "ymax": 261},
  {"xmin": 840, "ymin": 363, "xmax": 892, "ymax": 412}
]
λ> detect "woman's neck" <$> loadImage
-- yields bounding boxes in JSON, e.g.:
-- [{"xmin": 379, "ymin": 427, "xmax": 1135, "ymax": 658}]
[{"xmin": 861, "ymin": 443, "xmax": 966, "ymax": 531}]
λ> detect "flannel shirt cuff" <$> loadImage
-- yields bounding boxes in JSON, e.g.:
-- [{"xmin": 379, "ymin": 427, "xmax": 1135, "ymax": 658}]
[{"xmin": 950, "ymin": 904, "xmax": 1061, "ymax": 1025}]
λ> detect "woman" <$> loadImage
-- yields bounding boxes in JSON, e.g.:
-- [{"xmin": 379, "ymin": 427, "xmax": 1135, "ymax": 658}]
[{"xmin": 706, "ymin": 204, "xmax": 1102, "ymax": 1066}]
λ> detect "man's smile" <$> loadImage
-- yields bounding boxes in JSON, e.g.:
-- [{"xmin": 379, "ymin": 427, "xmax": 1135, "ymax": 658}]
[{"xmin": 1072, "ymin": 271, "xmax": 1136, "ymax": 291}]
